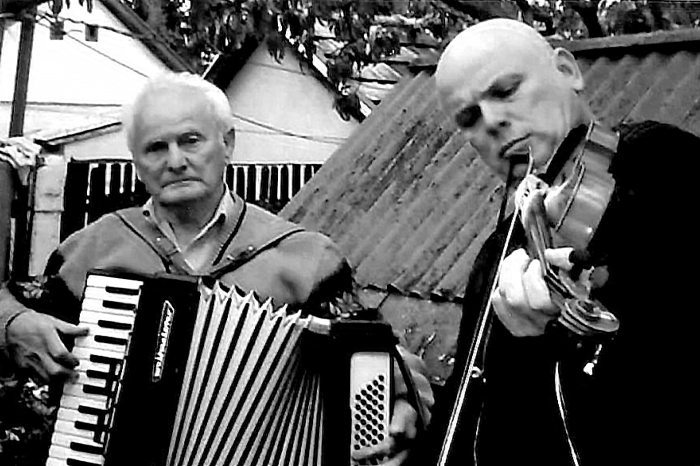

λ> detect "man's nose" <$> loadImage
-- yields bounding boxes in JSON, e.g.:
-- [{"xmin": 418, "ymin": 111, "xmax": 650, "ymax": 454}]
[
  {"xmin": 480, "ymin": 102, "xmax": 508, "ymax": 136},
  {"xmin": 165, "ymin": 143, "xmax": 187, "ymax": 169}
]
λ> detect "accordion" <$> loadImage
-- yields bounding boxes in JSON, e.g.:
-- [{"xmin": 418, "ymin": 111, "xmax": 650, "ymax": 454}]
[{"xmin": 46, "ymin": 271, "xmax": 398, "ymax": 466}]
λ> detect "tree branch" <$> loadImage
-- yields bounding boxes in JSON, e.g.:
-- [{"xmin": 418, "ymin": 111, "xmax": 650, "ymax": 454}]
[
  {"xmin": 564, "ymin": 0, "xmax": 604, "ymax": 37},
  {"xmin": 439, "ymin": 0, "xmax": 518, "ymax": 21}
]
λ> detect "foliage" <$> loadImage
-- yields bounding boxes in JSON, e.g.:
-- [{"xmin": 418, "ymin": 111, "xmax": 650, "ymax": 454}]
[{"xmin": 0, "ymin": 375, "xmax": 55, "ymax": 466}]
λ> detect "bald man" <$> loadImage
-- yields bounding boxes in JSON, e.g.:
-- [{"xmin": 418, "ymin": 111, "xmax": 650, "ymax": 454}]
[{"xmin": 409, "ymin": 19, "xmax": 700, "ymax": 466}]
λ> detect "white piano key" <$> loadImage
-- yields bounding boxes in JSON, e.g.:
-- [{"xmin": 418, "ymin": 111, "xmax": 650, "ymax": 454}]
[
  {"xmin": 87, "ymin": 274, "xmax": 142, "ymax": 291},
  {"xmin": 53, "ymin": 419, "xmax": 97, "ymax": 440},
  {"xmin": 79, "ymin": 323, "xmax": 131, "ymax": 342},
  {"xmin": 74, "ymin": 358, "xmax": 112, "ymax": 374},
  {"xmin": 72, "ymin": 346, "xmax": 125, "ymax": 363},
  {"xmin": 74, "ymin": 371, "xmax": 109, "ymax": 390},
  {"xmin": 63, "ymin": 381, "xmax": 111, "ymax": 402},
  {"xmin": 50, "ymin": 432, "xmax": 104, "ymax": 453},
  {"xmin": 49, "ymin": 445, "xmax": 105, "ymax": 465},
  {"xmin": 78, "ymin": 310, "xmax": 134, "ymax": 327},
  {"xmin": 59, "ymin": 395, "xmax": 107, "ymax": 412},
  {"xmin": 46, "ymin": 457, "xmax": 68, "ymax": 466},
  {"xmin": 83, "ymin": 287, "xmax": 140, "ymax": 306},
  {"xmin": 74, "ymin": 334, "xmax": 129, "ymax": 354},
  {"xmin": 57, "ymin": 406, "xmax": 99, "ymax": 425},
  {"xmin": 81, "ymin": 298, "xmax": 136, "ymax": 317}
]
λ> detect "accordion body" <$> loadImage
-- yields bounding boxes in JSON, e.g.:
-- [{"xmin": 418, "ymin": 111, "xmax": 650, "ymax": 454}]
[{"xmin": 46, "ymin": 272, "xmax": 396, "ymax": 466}]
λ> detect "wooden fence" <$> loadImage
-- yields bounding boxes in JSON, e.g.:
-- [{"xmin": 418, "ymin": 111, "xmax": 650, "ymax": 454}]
[{"xmin": 59, "ymin": 159, "xmax": 321, "ymax": 241}]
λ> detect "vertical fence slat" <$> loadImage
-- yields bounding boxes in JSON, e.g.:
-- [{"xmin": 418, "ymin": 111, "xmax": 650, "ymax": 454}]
[
  {"xmin": 60, "ymin": 162, "xmax": 90, "ymax": 240},
  {"xmin": 246, "ymin": 165, "xmax": 257, "ymax": 201},
  {"xmin": 270, "ymin": 166, "xmax": 280, "ymax": 203},
  {"xmin": 280, "ymin": 165, "xmax": 291, "ymax": 203},
  {"xmin": 105, "ymin": 163, "xmax": 122, "ymax": 214},
  {"xmin": 291, "ymin": 164, "xmax": 302, "ymax": 194},
  {"xmin": 87, "ymin": 164, "xmax": 107, "ymax": 224}
]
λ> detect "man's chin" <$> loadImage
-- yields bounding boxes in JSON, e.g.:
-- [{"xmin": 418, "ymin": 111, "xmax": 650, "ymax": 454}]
[{"xmin": 155, "ymin": 185, "xmax": 207, "ymax": 206}]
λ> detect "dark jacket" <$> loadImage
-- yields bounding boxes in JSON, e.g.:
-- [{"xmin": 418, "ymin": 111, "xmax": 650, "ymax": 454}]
[{"xmin": 416, "ymin": 121, "xmax": 700, "ymax": 466}]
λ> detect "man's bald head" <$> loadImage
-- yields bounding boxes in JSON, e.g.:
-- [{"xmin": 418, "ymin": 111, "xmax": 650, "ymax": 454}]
[
  {"xmin": 434, "ymin": 19, "xmax": 588, "ymax": 180},
  {"xmin": 437, "ymin": 19, "xmax": 556, "ymax": 102}
]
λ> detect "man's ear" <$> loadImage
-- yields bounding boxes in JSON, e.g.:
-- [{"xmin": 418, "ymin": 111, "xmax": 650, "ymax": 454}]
[
  {"xmin": 223, "ymin": 127, "xmax": 236, "ymax": 160},
  {"xmin": 553, "ymin": 47, "xmax": 584, "ymax": 92}
]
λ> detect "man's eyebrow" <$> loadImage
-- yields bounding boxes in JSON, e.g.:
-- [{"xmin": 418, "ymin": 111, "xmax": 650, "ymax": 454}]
[{"xmin": 483, "ymin": 73, "xmax": 523, "ymax": 95}]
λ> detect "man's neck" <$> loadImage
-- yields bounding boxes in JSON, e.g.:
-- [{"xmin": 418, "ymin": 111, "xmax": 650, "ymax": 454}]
[{"xmin": 154, "ymin": 186, "xmax": 226, "ymax": 245}]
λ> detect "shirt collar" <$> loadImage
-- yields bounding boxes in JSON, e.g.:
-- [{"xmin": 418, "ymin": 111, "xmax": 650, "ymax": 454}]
[{"xmin": 142, "ymin": 187, "xmax": 240, "ymax": 247}]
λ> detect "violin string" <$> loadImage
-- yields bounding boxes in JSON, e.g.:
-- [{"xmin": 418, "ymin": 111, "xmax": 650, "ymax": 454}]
[{"xmin": 555, "ymin": 362, "xmax": 582, "ymax": 466}]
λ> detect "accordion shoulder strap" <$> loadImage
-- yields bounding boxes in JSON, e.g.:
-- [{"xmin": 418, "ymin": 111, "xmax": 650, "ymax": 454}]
[
  {"xmin": 111, "ymin": 207, "xmax": 195, "ymax": 275},
  {"xmin": 209, "ymin": 203, "xmax": 305, "ymax": 279}
]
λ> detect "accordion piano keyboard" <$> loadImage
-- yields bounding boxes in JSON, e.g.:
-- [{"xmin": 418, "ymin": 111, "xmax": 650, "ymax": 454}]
[{"xmin": 46, "ymin": 274, "xmax": 144, "ymax": 466}]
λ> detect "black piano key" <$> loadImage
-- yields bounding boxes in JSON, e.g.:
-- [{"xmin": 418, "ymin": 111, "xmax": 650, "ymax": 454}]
[
  {"xmin": 74, "ymin": 421, "xmax": 98, "ymax": 432},
  {"xmin": 78, "ymin": 405, "xmax": 107, "ymax": 416},
  {"xmin": 101, "ymin": 300, "xmax": 136, "ymax": 311},
  {"xmin": 83, "ymin": 384, "xmax": 112, "ymax": 396},
  {"xmin": 94, "ymin": 335, "xmax": 128, "ymax": 346},
  {"xmin": 104, "ymin": 285, "xmax": 140, "ymax": 296},
  {"xmin": 70, "ymin": 441, "xmax": 104, "ymax": 455},
  {"xmin": 97, "ymin": 320, "xmax": 132, "ymax": 331},
  {"xmin": 85, "ymin": 369, "xmax": 112, "ymax": 381},
  {"xmin": 67, "ymin": 458, "xmax": 102, "ymax": 466},
  {"xmin": 89, "ymin": 354, "xmax": 122, "ymax": 365}
]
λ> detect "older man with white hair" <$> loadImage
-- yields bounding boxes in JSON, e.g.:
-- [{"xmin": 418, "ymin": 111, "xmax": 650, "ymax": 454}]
[{"xmin": 0, "ymin": 71, "xmax": 432, "ymax": 465}]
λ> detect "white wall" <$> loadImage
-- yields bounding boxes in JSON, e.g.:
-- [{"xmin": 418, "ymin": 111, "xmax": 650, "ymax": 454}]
[
  {"xmin": 225, "ymin": 44, "xmax": 359, "ymax": 164},
  {"xmin": 0, "ymin": 1, "xmax": 170, "ymax": 107}
]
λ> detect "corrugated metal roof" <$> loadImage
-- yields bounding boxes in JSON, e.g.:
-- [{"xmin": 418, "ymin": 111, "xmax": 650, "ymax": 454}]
[{"xmin": 282, "ymin": 28, "xmax": 700, "ymax": 301}]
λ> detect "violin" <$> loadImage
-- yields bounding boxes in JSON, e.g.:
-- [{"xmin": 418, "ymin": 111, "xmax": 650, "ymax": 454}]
[
  {"xmin": 517, "ymin": 123, "xmax": 619, "ymax": 343},
  {"xmin": 434, "ymin": 122, "xmax": 621, "ymax": 466}
]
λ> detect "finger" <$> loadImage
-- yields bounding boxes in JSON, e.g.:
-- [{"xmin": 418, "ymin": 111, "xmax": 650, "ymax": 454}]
[
  {"xmin": 389, "ymin": 398, "xmax": 418, "ymax": 441},
  {"xmin": 352, "ymin": 438, "xmax": 395, "ymax": 461},
  {"xmin": 46, "ymin": 332, "xmax": 79, "ymax": 369},
  {"xmin": 378, "ymin": 449, "xmax": 409, "ymax": 466},
  {"xmin": 544, "ymin": 247, "xmax": 575, "ymax": 271},
  {"xmin": 498, "ymin": 249, "xmax": 531, "ymax": 310},
  {"xmin": 54, "ymin": 318, "xmax": 90, "ymax": 337},
  {"xmin": 36, "ymin": 352, "xmax": 73, "ymax": 382},
  {"xmin": 492, "ymin": 292, "xmax": 542, "ymax": 337},
  {"xmin": 522, "ymin": 259, "xmax": 557, "ymax": 315},
  {"xmin": 23, "ymin": 353, "xmax": 50, "ymax": 384}
]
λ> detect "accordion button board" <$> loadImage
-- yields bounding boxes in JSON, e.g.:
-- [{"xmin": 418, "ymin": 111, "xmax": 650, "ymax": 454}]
[{"xmin": 46, "ymin": 272, "xmax": 398, "ymax": 466}]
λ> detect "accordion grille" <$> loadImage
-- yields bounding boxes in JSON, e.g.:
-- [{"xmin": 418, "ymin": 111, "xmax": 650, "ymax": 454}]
[{"xmin": 167, "ymin": 284, "xmax": 322, "ymax": 466}]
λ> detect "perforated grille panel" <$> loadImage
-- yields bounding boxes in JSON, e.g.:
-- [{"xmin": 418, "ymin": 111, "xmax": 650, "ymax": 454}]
[{"xmin": 349, "ymin": 353, "xmax": 391, "ymax": 466}]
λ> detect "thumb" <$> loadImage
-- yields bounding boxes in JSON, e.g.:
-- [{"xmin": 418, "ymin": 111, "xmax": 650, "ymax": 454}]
[
  {"xmin": 390, "ymin": 398, "xmax": 418, "ymax": 440},
  {"xmin": 51, "ymin": 316, "xmax": 89, "ymax": 337},
  {"xmin": 544, "ymin": 247, "xmax": 575, "ymax": 271}
]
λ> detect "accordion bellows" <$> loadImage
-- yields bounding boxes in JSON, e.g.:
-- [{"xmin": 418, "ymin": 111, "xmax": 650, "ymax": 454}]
[{"xmin": 169, "ymin": 283, "xmax": 324, "ymax": 466}]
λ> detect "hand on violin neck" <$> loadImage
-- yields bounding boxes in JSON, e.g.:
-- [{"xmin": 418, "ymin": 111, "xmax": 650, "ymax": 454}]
[{"xmin": 492, "ymin": 247, "xmax": 576, "ymax": 337}]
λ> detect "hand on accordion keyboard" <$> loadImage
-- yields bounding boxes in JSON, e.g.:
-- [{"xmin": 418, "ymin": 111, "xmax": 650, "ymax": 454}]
[
  {"xmin": 6, "ymin": 309, "xmax": 89, "ymax": 382},
  {"xmin": 351, "ymin": 398, "xmax": 418, "ymax": 466}
]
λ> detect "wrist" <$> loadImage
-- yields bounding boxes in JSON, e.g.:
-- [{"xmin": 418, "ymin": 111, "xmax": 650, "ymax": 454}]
[{"xmin": 1, "ymin": 308, "xmax": 32, "ymax": 352}]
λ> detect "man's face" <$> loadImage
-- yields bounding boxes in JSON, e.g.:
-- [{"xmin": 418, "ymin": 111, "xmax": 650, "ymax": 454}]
[
  {"xmin": 436, "ymin": 31, "xmax": 582, "ymax": 180},
  {"xmin": 131, "ymin": 88, "xmax": 233, "ymax": 207}
]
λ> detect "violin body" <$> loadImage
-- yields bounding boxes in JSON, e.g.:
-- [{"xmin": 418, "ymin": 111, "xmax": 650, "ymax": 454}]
[{"xmin": 544, "ymin": 123, "xmax": 618, "ymax": 251}]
